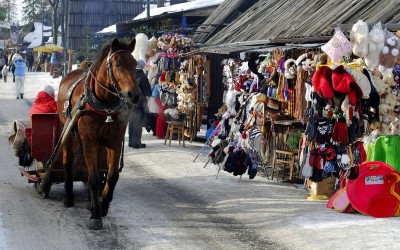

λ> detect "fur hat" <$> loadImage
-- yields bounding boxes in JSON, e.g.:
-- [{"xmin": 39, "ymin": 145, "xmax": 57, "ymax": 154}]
[
  {"xmin": 284, "ymin": 58, "xmax": 297, "ymax": 79},
  {"xmin": 348, "ymin": 68, "xmax": 371, "ymax": 99},
  {"xmin": 311, "ymin": 66, "xmax": 334, "ymax": 99},
  {"xmin": 40, "ymin": 84, "xmax": 55, "ymax": 98},
  {"xmin": 332, "ymin": 65, "xmax": 362, "ymax": 105},
  {"xmin": 132, "ymin": 33, "xmax": 149, "ymax": 61}
]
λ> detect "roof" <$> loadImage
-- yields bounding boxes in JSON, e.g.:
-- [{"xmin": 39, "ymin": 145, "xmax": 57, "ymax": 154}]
[
  {"xmin": 192, "ymin": 0, "xmax": 257, "ymax": 44},
  {"xmin": 203, "ymin": 0, "xmax": 400, "ymax": 53},
  {"xmin": 97, "ymin": 25, "xmax": 117, "ymax": 34},
  {"xmin": 133, "ymin": 0, "xmax": 224, "ymax": 21}
]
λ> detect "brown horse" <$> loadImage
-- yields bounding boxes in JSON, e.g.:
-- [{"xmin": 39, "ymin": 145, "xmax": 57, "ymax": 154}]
[{"xmin": 57, "ymin": 38, "xmax": 140, "ymax": 229}]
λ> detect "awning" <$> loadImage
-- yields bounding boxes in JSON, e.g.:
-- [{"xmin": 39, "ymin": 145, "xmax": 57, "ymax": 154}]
[{"xmin": 33, "ymin": 44, "xmax": 66, "ymax": 53}]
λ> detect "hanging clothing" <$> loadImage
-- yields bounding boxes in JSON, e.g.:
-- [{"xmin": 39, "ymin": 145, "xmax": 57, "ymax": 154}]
[{"xmin": 294, "ymin": 70, "xmax": 309, "ymax": 122}]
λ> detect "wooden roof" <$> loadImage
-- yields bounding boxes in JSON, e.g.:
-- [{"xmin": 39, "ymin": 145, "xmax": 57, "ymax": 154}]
[
  {"xmin": 202, "ymin": 0, "xmax": 400, "ymax": 53},
  {"xmin": 191, "ymin": 0, "xmax": 258, "ymax": 44}
]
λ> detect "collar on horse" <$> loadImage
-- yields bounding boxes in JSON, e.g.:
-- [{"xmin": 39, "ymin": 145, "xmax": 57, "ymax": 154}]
[{"xmin": 63, "ymin": 50, "xmax": 133, "ymax": 119}]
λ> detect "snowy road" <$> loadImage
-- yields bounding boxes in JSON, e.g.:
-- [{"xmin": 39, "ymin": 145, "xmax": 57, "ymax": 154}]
[{"xmin": 1, "ymin": 72, "xmax": 400, "ymax": 250}]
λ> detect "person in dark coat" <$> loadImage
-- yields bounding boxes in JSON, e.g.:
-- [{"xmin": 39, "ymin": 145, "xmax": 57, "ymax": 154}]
[
  {"xmin": 128, "ymin": 59, "xmax": 152, "ymax": 148},
  {"xmin": 27, "ymin": 52, "xmax": 34, "ymax": 72}
]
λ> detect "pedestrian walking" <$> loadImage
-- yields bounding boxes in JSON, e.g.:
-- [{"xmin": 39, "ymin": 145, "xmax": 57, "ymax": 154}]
[
  {"xmin": 128, "ymin": 59, "xmax": 152, "ymax": 148},
  {"xmin": 2, "ymin": 65, "xmax": 8, "ymax": 82},
  {"xmin": 27, "ymin": 52, "xmax": 34, "ymax": 72},
  {"xmin": 0, "ymin": 53, "xmax": 5, "ymax": 79},
  {"xmin": 14, "ymin": 58, "xmax": 26, "ymax": 99}
]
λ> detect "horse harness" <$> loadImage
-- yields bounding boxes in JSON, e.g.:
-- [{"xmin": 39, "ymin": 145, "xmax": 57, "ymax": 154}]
[
  {"xmin": 63, "ymin": 50, "xmax": 134, "ymax": 122},
  {"xmin": 46, "ymin": 50, "xmax": 133, "ymax": 173}
]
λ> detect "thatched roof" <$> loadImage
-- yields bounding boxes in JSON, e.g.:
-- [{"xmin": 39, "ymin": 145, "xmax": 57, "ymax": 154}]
[{"xmin": 201, "ymin": 0, "xmax": 400, "ymax": 53}]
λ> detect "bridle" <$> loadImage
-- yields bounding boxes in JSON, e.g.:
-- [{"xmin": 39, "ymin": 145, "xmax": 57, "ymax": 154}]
[
  {"xmin": 89, "ymin": 50, "xmax": 131, "ymax": 100},
  {"xmin": 84, "ymin": 50, "xmax": 138, "ymax": 116}
]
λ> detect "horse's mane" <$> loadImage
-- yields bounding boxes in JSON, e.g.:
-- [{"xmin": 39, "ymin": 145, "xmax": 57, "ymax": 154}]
[{"xmin": 92, "ymin": 40, "xmax": 133, "ymax": 70}]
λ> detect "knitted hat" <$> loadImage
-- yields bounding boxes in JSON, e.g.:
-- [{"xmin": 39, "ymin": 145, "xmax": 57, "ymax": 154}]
[
  {"xmin": 311, "ymin": 66, "xmax": 334, "ymax": 99},
  {"xmin": 136, "ymin": 59, "xmax": 145, "ymax": 70},
  {"xmin": 40, "ymin": 84, "xmax": 55, "ymax": 98}
]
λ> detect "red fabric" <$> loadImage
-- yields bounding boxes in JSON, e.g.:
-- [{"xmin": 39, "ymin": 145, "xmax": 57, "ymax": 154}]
[
  {"xmin": 356, "ymin": 141, "xmax": 367, "ymax": 163},
  {"xmin": 332, "ymin": 66, "xmax": 362, "ymax": 105},
  {"xmin": 29, "ymin": 91, "xmax": 57, "ymax": 119},
  {"xmin": 155, "ymin": 98, "xmax": 167, "ymax": 138},
  {"xmin": 312, "ymin": 66, "xmax": 334, "ymax": 99},
  {"xmin": 332, "ymin": 120, "xmax": 349, "ymax": 144}
]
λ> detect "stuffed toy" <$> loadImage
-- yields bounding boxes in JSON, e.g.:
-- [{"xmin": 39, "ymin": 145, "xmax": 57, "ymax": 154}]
[
  {"xmin": 390, "ymin": 119, "xmax": 400, "ymax": 135},
  {"xmin": 379, "ymin": 29, "xmax": 400, "ymax": 74},
  {"xmin": 132, "ymin": 33, "xmax": 149, "ymax": 62},
  {"xmin": 371, "ymin": 74, "xmax": 386, "ymax": 95},
  {"xmin": 321, "ymin": 27, "xmax": 353, "ymax": 64},
  {"xmin": 147, "ymin": 36, "xmax": 158, "ymax": 58},
  {"xmin": 379, "ymin": 103, "xmax": 390, "ymax": 122},
  {"xmin": 350, "ymin": 20, "xmax": 370, "ymax": 58},
  {"xmin": 381, "ymin": 123, "xmax": 390, "ymax": 135},
  {"xmin": 365, "ymin": 23, "xmax": 385, "ymax": 71},
  {"xmin": 384, "ymin": 93, "xmax": 397, "ymax": 108}
]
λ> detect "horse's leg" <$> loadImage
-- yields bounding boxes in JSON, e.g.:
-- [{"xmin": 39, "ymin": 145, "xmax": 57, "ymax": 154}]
[
  {"xmin": 82, "ymin": 142, "xmax": 103, "ymax": 230},
  {"xmin": 63, "ymin": 135, "xmax": 75, "ymax": 207},
  {"xmin": 100, "ymin": 145, "xmax": 121, "ymax": 217}
]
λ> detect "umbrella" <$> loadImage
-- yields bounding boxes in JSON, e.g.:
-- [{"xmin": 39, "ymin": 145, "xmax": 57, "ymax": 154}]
[{"xmin": 33, "ymin": 44, "xmax": 65, "ymax": 53}]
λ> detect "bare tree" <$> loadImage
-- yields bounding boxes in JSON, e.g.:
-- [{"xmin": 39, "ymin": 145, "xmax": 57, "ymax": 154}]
[
  {"xmin": 47, "ymin": 0, "xmax": 59, "ymax": 45},
  {"xmin": 22, "ymin": 0, "xmax": 48, "ymax": 25}
]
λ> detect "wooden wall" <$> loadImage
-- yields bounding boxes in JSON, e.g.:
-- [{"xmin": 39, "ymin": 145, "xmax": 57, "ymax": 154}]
[{"xmin": 68, "ymin": 0, "xmax": 144, "ymax": 50}]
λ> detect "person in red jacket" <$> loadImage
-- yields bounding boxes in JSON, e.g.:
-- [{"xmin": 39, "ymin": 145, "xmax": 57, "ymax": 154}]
[{"xmin": 29, "ymin": 84, "xmax": 57, "ymax": 119}]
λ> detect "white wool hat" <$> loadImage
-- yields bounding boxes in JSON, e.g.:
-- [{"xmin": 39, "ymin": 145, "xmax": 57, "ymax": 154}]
[{"xmin": 40, "ymin": 84, "xmax": 55, "ymax": 98}]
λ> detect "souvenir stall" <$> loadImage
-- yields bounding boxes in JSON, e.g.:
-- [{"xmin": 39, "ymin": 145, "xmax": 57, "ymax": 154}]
[
  {"xmin": 295, "ymin": 21, "xmax": 400, "ymax": 217},
  {"xmin": 205, "ymin": 50, "xmax": 310, "ymax": 181},
  {"xmin": 154, "ymin": 33, "xmax": 207, "ymax": 141},
  {"xmin": 200, "ymin": 20, "xmax": 400, "ymax": 190}
]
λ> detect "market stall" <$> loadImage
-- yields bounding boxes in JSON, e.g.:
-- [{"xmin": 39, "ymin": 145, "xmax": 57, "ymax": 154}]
[{"xmin": 204, "ymin": 22, "xmax": 400, "ymax": 190}]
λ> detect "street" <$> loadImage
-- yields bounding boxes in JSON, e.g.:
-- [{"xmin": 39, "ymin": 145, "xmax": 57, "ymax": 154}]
[{"xmin": 0, "ymin": 72, "xmax": 400, "ymax": 250}]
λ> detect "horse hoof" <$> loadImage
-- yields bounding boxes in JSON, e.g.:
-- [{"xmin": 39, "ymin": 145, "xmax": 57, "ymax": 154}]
[
  {"xmin": 64, "ymin": 199, "xmax": 74, "ymax": 208},
  {"xmin": 100, "ymin": 208, "xmax": 109, "ymax": 217},
  {"xmin": 86, "ymin": 219, "xmax": 103, "ymax": 230}
]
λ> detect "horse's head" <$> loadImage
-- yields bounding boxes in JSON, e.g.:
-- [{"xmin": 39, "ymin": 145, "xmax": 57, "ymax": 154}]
[{"xmin": 102, "ymin": 38, "xmax": 141, "ymax": 107}]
